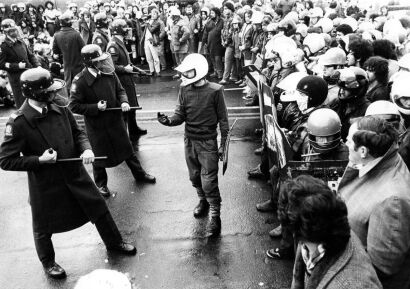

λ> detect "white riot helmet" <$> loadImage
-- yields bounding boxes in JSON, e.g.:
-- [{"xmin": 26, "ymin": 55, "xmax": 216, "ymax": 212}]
[
  {"xmin": 398, "ymin": 53, "xmax": 410, "ymax": 71},
  {"xmin": 391, "ymin": 71, "xmax": 410, "ymax": 115},
  {"xmin": 303, "ymin": 33, "xmax": 326, "ymax": 56},
  {"xmin": 251, "ymin": 11, "xmax": 264, "ymax": 24},
  {"xmin": 277, "ymin": 72, "xmax": 308, "ymax": 92},
  {"xmin": 296, "ymin": 24, "xmax": 308, "ymax": 38},
  {"xmin": 265, "ymin": 36, "xmax": 298, "ymax": 68},
  {"xmin": 175, "ymin": 53, "xmax": 209, "ymax": 87},
  {"xmin": 309, "ymin": 7, "xmax": 323, "ymax": 18},
  {"xmin": 319, "ymin": 47, "xmax": 346, "ymax": 67},
  {"xmin": 341, "ymin": 17, "xmax": 358, "ymax": 32},
  {"xmin": 314, "ymin": 18, "xmax": 333, "ymax": 34},
  {"xmin": 366, "ymin": 100, "xmax": 401, "ymax": 122}
]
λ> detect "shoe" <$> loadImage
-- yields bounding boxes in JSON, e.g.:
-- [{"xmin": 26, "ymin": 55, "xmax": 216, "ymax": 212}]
[
  {"xmin": 193, "ymin": 199, "xmax": 210, "ymax": 218},
  {"xmin": 206, "ymin": 216, "xmax": 221, "ymax": 237},
  {"xmin": 254, "ymin": 146, "xmax": 264, "ymax": 155},
  {"xmin": 98, "ymin": 186, "xmax": 111, "ymax": 198},
  {"xmin": 135, "ymin": 127, "xmax": 147, "ymax": 135},
  {"xmin": 235, "ymin": 79, "xmax": 243, "ymax": 85},
  {"xmin": 242, "ymin": 95, "xmax": 253, "ymax": 100},
  {"xmin": 238, "ymin": 82, "xmax": 247, "ymax": 88},
  {"xmin": 229, "ymin": 78, "xmax": 239, "ymax": 82},
  {"xmin": 256, "ymin": 199, "xmax": 276, "ymax": 212},
  {"xmin": 146, "ymin": 72, "xmax": 153, "ymax": 76},
  {"xmin": 247, "ymin": 165, "xmax": 265, "ymax": 179},
  {"xmin": 156, "ymin": 72, "xmax": 161, "ymax": 77},
  {"xmin": 209, "ymin": 72, "xmax": 217, "ymax": 78},
  {"xmin": 269, "ymin": 225, "xmax": 282, "ymax": 238},
  {"xmin": 136, "ymin": 173, "xmax": 156, "ymax": 184},
  {"xmin": 266, "ymin": 247, "xmax": 294, "ymax": 260},
  {"xmin": 172, "ymin": 74, "xmax": 180, "ymax": 79},
  {"xmin": 107, "ymin": 242, "xmax": 137, "ymax": 255},
  {"xmin": 43, "ymin": 262, "xmax": 66, "ymax": 279},
  {"xmin": 219, "ymin": 79, "xmax": 228, "ymax": 85}
]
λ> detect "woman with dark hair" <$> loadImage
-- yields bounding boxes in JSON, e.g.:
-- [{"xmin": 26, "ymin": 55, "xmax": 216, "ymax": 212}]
[
  {"xmin": 363, "ymin": 56, "xmax": 390, "ymax": 102},
  {"xmin": 287, "ymin": 175, "xmax": 382, "ymax": 289},
  {"xmin": 339, "ymin": 116, "xmax": 410, "ymax": 289},
  {"xmin": 347, "ymin": 39, "xmax": 374, "ymax": 68},
  {"xmin": 43, "ymin": 1, "xmax": 60, "ymax": 37},
  {"xmin": 372, "ymin": 39, "xmax": 399, "ymax": 79}
]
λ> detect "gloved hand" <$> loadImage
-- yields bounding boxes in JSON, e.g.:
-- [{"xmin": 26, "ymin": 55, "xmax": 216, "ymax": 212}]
[
  {"xmin": 157, "ymin": 112, "xmax": 171, "ymax": 126},
  {"xmin": 218, "ymin": 145, "xmax": 224, "ymax": 161}
]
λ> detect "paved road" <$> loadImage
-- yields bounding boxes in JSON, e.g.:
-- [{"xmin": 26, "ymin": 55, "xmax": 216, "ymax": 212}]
[{"xmin": 0, "ymin": 76, "xmax": 293, "ymax": 289}]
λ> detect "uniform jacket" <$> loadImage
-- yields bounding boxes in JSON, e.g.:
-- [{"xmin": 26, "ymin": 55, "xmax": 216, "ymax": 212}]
[
  {"xmin": 338, "ymin": 145, "xmax": 410, "ymax": 289},
  {"xmin": 170, "ymin": 19, "xmax": 190, "ymax": 53},
  {"xmin": 92, "ymin": 28, "xmax": 110, "ymax": 52},
  {"xmin": 0, "ymin": 102, "xmax": 108, "ymax": 233},
  {"xmin": 107, "ymin": 36, "xmax": 138, "ymax": 107},
  {"xmin": 168, "ymin": 81, "xmax": 229, "ymax": 146},
  {"xmin": 203, "ymin": 17, "xmax": 225, "ymax": 57},
  {"xmin": 53, "ymin": 27, "xmax": 85, "ymax": 88},
  {"xmin": 291, "ymin": 233, "xmax": 382, "ymax": 289},
  {"xmin": 69, "ymin": 68, "xmax": 134, "ymax": 168},
  {"xmin": 79, "ymin": 19, "xmax": 96, "ymax": 45}
]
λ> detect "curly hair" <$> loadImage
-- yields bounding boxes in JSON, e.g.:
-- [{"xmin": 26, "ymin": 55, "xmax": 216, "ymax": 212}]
[
  {"xmin": 348, "ymin": 39, "xmax": 374, "ymax": 67},
  {"xmin": 372, "ymin": 39, "xmax": 397, "ymax": 60},
  {"xmin": 285, "ymin": 175, "xmax": 350, "ymax": 256},
  {"xmin": 353, "ymin": 116, "xmax": 398, "ymax": 157},
  {"xmin": 363, "ymin": 56, "xmax": 389, "ymax": 85},
  {"xmin": 335, "ymin": 24, "xmax": 353, "ymax": 36}
]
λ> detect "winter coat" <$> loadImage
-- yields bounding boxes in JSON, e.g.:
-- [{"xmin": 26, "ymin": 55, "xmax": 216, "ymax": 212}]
[
  {"xmin": 170, "ymin": 19, "xmax": 190, "ymax": 53},
  {"xmin": 0, "ymin": 103, "xmax": 108, "ymax": 233},
  {"xmin": 240, "ymin": 23, "xmax": 253, "ymax": 60},
  {"xmin": 365, "ymin": 83, "xmax": 390, "ymax": 103},
  {"xmin": 69, "ymin": 68, "xmax": 134, "ymax": 168},
  {"xmin": 221, "ymin": 16, "xmax": 233, "ymax": 48},
  {"xmin": 203, "ymin": 17, "xmax": 225, "ymax": 57},
  {"xmin": 79, "ymin": 20, "xmax": 96, "ymax": 45},
  {"xmin": 291, "ymin": 233, "xmax": 382, "ymax": 289},
  {"xmin": 338, "ymin": 145, "xmax": 410, "ymax": 289}
]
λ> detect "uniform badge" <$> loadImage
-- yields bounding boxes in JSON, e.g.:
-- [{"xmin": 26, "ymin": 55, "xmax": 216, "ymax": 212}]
[
  {"xmin": 109, "ymin": 47, "xmax": 116, "ymax": 54},
  {"xmin": 5, "ymin": 124, "xmax": 13, "ymax": 137},
  {"xmin": 97, "ymin": 38, "xmax": 102, "ymax": 44}
]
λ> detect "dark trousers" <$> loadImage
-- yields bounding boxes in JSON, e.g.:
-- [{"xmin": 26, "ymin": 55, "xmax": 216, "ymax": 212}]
[
  {"xmin": 33, "ymin": 212, "xmax": 122, "ymax": 266},
  {"xmin": 7, "ymin": 72, "xmax": 24, "ymax": 108},
  {"xmin": 124, "ymin": 110, "xmax": 140, "ymax": 140},
  {"xmin": 93, "ymin": 153, "xmax": 146, "ymax": 187}
]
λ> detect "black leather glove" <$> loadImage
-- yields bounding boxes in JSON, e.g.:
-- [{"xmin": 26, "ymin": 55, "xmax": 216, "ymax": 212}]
[
  {"xmin": 218, "ymin": 145, "xmax": 224, "ymax": 161},
  {"xmin": 157, "ymin": 112, "xmax": 171, "ymax": 126}
]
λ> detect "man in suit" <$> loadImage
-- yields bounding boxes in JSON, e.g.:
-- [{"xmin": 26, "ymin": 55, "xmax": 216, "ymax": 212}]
[
  {"xmin": 0, "ymin": 67, "xmax": 137, "ymax": 279},
  {"xmin": 107, "ymin": 18, "xmax": 147, "ymax": 141},
  {"xmin": 79, "ymin": 10, "xmax": 96, "ymax": 45},
  {"xmin": 0, "ymin": 18, "xmax": 39, "ymax": 108},
  {"xmin": 53, "ymin": 12, "xmax": 85, "ymax": 94}
]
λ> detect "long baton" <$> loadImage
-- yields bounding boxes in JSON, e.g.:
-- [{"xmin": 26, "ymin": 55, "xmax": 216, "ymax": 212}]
[
  {"xmin": 105, "ymin": 106, "xmax": 142, "ymax": 111},
  {"xmin": 56, "ymin": 156, "xmax": 108, "ymax": 162}
]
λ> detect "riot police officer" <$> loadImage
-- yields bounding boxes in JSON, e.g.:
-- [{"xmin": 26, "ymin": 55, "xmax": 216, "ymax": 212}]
[
  {"xmin": 0, "ymin": 67, "xmax": 137, "ymax": 279},
  {"xmin": 69, "ymin": 44, "xmax": 156, "ymax": 197},
  {"xmin": 107, "ymin": 18, "xmax": 147, "ymax": 141},
  {"xmin": 92, "ymin": 12, "xmax": 110, "ymax": 52},
  {"xmin": 0, "ymin": 18, "xmax": 39, "ymax": 108},
  {"xmin": 157, "ymin": 54, "xmax": 229, "ymax": 237}
]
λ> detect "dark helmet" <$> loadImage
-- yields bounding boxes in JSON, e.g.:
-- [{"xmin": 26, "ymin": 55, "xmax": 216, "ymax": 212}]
[
  {"xmin": 296, "ymin": 76, "xmax": 328, "ymax": 108},
  {"xmin": 59, "ymin": 12, "xmax": 73, "ymax": 27},
  {"xmin": 1, "ymin": 19, "xmax": 17, "ymax": 33},
  {"xmin": 110, "ymin": 18, "xmax": 128, "ymax": 36},
  {"xmin": 95, "ymin": 12, "xmax": 108, "ymax": 28},
  {"xmin": 307, "ymin": 108, "xmax": 342, "ymax": 153},
  {"xmin": 20, "ymin": 68, "xmax": 65, "ymax": 102},
  {"xmin": 81, "ymin": 44, "xmax": 108, "ymax": 66}
]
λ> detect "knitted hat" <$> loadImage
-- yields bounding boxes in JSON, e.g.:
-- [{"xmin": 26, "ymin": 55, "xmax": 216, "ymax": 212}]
[{"xmin": 224, "ymin": 1, "xmax": 235, "ymax": 13}]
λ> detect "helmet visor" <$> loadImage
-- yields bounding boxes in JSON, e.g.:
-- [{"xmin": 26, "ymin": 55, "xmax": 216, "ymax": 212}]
[
  {"xmin": 337, "ymin": 79, "xmax": 359, "ymax": 90},
  {"xmin": 181, "ymin": 68, "xmax": 196, "ymax": 79},
  {"xmin": 395, "ymin": 96, "xmax": 410, "ymax": 110},
  {"xmin": 93, "ymin": 53, "xmax": 115, "ymax": 75}
]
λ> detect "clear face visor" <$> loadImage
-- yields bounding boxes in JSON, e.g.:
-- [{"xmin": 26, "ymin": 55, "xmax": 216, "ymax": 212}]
[
  {"xmin": 395, "ymin": 95, "xmax": 410, "ymax": 110},
  {"xmin": 92, "ymin": 53, "xmax": 115, "ymax": 75},
  {"xmin": 181, "ymin": 68, "xmax": 196, "ymax": 79},
  {"xmin": 280, "ymin": 90, "xmax": 308, "ymax": 111}
]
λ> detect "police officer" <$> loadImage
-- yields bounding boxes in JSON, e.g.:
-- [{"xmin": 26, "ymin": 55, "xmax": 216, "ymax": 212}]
[
  {"xmin": 107, "ymin": 18, "xmax": 147, "ymax": 141},
  {"xmin": 92, "ymin": 12, "xmax": 110, "ymax": 52},
  {"xmin": 157, "ymin": 54, "xmax": 229, "ymax": 237},
  {"xmin": 0, "ymin": 19, "xmax": 39, "ymax": 108},
  {"xmin": 0, "ymin": 67, "xmax": 137, "ymax": 279},
  {"xmin": 69, "ymin": 44, "xmax": 156, "ymax": 197},
  {"xmin": 52, "ymin": 12, "xmax": 85, "ymax": 94}
]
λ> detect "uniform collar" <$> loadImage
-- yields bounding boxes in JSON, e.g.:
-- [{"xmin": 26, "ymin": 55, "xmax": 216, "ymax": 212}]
[
  {"xmin": 4, "ymin": 36, "xmax": 20, "ymax": 46},
  {"xmin": 21, "ymin": 101, "xmax": 61, "ymax": 127},
  {"xmin": 83, "ymin": 68, "xmax": 98, "ymax": 86}
]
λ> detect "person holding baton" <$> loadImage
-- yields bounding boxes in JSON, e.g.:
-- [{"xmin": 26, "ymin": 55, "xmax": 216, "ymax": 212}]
[
  {"xmin": 0, "ymin": 67, "xmax": 137, "ymax": 279},
  {"xmin": 69, "ymin": 44, "xmax": 156, "ymax": 197}
]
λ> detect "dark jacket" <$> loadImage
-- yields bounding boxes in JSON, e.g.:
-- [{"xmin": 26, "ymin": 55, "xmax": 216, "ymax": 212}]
[
  {"xmin": 291, "ymin": 233, "xmax": 382, "ymax": 289},
  {"xmin": 107, "ymin": 36, "xmax": 139, "ymax": 107},
  {"xmin": 79, "ymin": 19, "xmax": 96, "ymax": 45},
  {"xmin": 53, "ymin": 27, "xmax": 85, "ymax": 89},
  {"xmin": 0, "ymin": 103, "xmax": 108, "ymax": 233},
  {"xmin": 365, "ymin": 83, "xmax": 390, "ymax": 103},
  {"xmin": 203, "ymin": 17, "xmax": 225, "ymax": 57},
  {"xmin": 168, "ymin": 81, "xmax": 229, "ymax": 145},
  {"xmin": 69, "ymin": 68, "xmax": 134, "ymax": 168}
]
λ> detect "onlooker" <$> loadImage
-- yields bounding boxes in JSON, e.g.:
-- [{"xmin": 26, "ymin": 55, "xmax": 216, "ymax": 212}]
[
  {"xmin": 363, "ymin": 56, "xmax": 390, "ymax": 102},
  {"xmin": 203, "ymin": 7, "xmax": 224, "ymax": 79}
]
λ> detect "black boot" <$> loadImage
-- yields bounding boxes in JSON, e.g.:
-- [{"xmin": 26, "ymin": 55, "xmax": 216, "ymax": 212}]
[
  {"xmin": 43, "ymin": 262, "xmax": 66, "ymax": 279},
  {"xmin": 193, "ymin": 199, "xmax": 209, "ymax": 218},
  {"xmin": 206, "ymin": 216, "xmax": 221, "ymax": 237}
]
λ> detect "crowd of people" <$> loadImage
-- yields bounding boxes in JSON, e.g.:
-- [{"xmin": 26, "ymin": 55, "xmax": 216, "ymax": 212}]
[{"xmin": 0, "ymin": 0, "xmax": 410, "ymax": 288}]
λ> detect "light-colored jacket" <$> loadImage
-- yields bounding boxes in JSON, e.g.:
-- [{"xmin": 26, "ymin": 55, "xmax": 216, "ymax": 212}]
[
  {"xmin": 170, "ymin": 19, "xmax": 190, "ymax": 53},
  {"xmin": 338, "ymin": 145, "xmax": 410, "ymax": 289},
  {"xmin": 291, "ymin": 233, "xmax": 382, "ymax": 289}
]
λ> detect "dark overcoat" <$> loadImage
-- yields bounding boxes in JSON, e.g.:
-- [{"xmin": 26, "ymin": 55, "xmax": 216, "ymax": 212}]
[
  {"xmin": 107, "ymin": 36, "xmax": 139, "ymax": 107},
  {"xmin": 203, "ymin": 18, "xmax": 225, "ymax": 57},
  {"xmin": 53, "ymin": 27, "xmax": 85, "ymax": 91},
  {"xmin": 0, "ymin": 102, "xmax": 108, "ymax": 233},
  {"xmin": 69, "ymin": 68, "xmax": 133, "ymax": 168}
]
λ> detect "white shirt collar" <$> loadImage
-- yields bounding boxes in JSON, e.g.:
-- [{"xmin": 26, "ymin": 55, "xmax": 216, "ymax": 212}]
[
  {"xmin": 87, "ymin": 67, "xmax": 98, "ymax": 78},
  {"xmin": 28, "ymin": 99, "xmax": 44, "ymax": 114}
]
